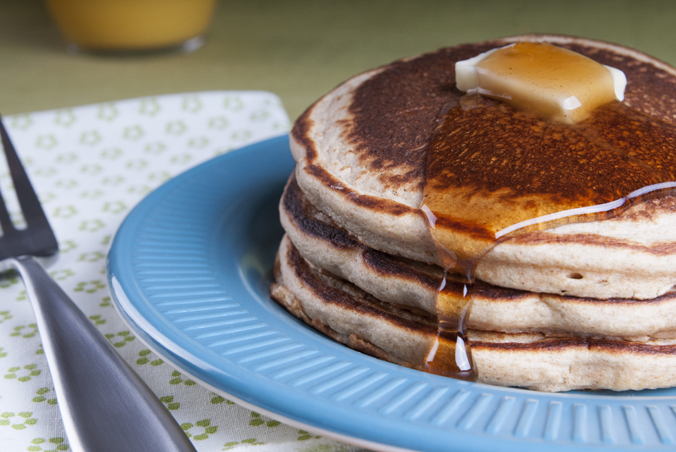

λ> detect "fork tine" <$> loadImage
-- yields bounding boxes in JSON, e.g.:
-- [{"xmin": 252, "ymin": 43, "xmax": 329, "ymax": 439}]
[
  {"xmin": 0, "ymin": 186, "xmax": 16, "ymax": 236},
  {"xmin": 0, "ymin": 116, "xmax": 50, "ymax": 231}
]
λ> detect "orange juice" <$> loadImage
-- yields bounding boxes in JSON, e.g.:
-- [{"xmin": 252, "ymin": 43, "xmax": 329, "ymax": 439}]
[{"xmin": 46, "ymin": 0, "xmax": 216, "ymax": 52}]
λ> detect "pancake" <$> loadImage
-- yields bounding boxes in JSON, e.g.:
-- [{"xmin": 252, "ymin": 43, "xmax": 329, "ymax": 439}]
[
  {"xmin": 271, "ymin": 235, "xmax": 676, "ymax": 392},
  {"xmin": 290, "ymin": 34, "xmax": 676, "ymax": 300},
  {"xmin": 280, "ymin": 174, "xmax": 676, "ymax": 339},
  {"xmin": 273, "ymin": 35, "xmax": 676, "ymax": 391}
]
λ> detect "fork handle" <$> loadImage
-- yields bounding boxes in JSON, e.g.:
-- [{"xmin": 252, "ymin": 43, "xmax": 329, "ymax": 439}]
[{"xmin": 12, "ymin": 255, "xmax": 196, "ymax": 452}]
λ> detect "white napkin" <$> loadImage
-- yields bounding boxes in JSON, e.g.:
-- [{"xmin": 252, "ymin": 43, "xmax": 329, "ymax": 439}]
[{"xmin": 0, "ymin": 91, "xmax": 366, "ymax": 452}]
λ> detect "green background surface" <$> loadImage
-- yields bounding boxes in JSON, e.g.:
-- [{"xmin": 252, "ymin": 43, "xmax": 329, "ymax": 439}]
[{"xmin": 2, "ymin": 0, "xmax": 676, "ymax": 121}]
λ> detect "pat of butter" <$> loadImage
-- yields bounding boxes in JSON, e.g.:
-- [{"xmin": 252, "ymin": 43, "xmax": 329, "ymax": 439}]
[{"xmin": 455, "ymin": 42, "xmax": 627, "ymax": 123}]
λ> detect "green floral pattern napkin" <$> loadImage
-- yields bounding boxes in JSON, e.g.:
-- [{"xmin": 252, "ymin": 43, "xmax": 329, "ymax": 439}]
[{"xmin": 0, "ymin": 92, "xmax": 365, "ymax": 452}]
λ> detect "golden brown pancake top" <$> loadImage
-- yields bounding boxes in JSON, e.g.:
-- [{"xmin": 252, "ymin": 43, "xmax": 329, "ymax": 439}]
[{"xmin": 342, "ymin": 38, "xmax": 676, "ymax": 194}]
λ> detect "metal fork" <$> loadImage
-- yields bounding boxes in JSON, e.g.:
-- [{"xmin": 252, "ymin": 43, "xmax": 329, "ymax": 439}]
[{"xmin": 0, "ymin": 118, "xmax": 197, "ymax": 452}]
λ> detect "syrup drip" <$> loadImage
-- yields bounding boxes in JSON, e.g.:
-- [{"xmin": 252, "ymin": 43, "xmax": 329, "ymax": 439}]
[{"xmin": 420, "ymin": 95, "xmax": 676, "ymax": 381}]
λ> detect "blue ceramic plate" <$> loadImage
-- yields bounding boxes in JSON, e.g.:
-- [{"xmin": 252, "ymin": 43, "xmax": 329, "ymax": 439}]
[{"xmin": 108, "ymin": 135, "xmax": 676, "ymax": 452}]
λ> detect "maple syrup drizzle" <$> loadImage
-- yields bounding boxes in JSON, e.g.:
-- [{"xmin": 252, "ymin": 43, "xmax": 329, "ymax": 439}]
[{"xmin": 420, "ymin": 45, "xmax": 676, "ymax": 381}]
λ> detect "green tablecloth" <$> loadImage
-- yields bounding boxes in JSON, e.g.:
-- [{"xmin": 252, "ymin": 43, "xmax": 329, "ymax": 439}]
[{"xmin": 2, "ymin": 0, "xmax": 676, "ymax": 120}]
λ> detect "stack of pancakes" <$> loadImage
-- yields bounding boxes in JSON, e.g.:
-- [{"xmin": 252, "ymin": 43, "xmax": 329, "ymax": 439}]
[{"xmin": 270, "ymin": 34, "xmax": 676, "ymax": 392}]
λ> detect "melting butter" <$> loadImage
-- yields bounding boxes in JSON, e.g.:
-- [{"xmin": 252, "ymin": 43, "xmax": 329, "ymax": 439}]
[{"xmin": 455, "ymin": 42, "xmax": 627, "ymax": 123}]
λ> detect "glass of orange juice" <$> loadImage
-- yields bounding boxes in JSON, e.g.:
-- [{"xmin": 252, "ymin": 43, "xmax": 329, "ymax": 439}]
[{"xmin": 46, "ymin": 0, "xmax": 216, "ymax": 54}]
